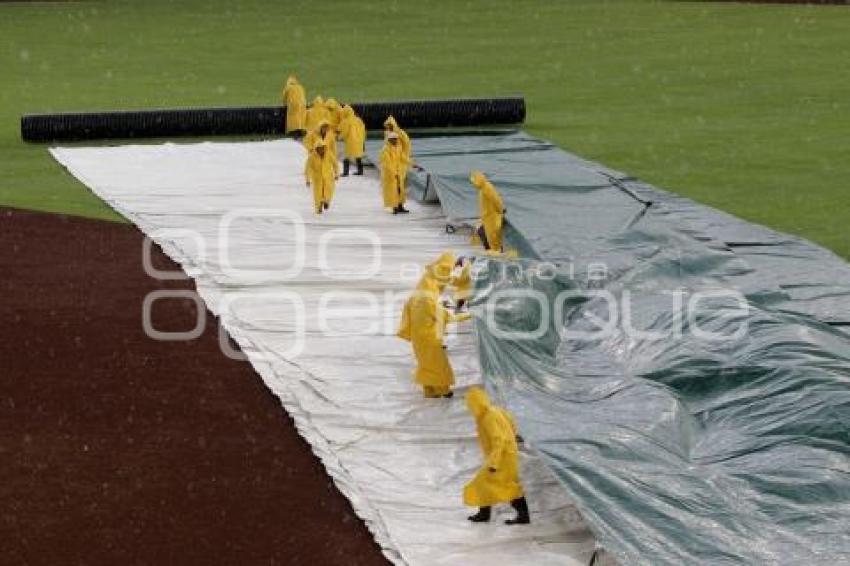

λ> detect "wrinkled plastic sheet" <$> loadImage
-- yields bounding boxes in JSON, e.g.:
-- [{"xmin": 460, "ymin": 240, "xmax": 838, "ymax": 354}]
[
  {"xmin": 49, "ymin": 140, "xmax": 600, "ymax": 566},
  {"xmin": 406, "ymin": 130, "xmax": 850, "ymax": 564}
]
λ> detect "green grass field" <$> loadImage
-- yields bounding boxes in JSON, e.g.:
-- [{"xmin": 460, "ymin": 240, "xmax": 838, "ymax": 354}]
[{"xmin": 2, "ymin": 1, "xmax": 848, "ymax": 256}]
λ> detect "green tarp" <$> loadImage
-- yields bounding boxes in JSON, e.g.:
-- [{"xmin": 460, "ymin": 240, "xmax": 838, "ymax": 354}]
[{"xmin": 371, "ymin": 131, "xmax": 850, "ymax": 564}]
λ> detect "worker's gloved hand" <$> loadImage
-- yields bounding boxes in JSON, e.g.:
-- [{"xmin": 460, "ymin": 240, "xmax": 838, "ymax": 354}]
[
  {"xmin": 516, "ymin": 434, "xmax": 525, "ymax": 444},
  {"xmin": 488, "ymin": 467, "xmax": 497, "ymax": 473}
]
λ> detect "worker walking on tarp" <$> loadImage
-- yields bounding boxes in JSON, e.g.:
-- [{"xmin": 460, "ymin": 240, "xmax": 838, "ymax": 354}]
[
  {"xmin": 338, "ymin": 104, "xmax": 366, "ymax": 177},
  {"xmin": 470, "ymin": 171, "xmax": 506, "ymax": 253},
  {"xmin": 464, "ymin": 387, "xmax": 530, "ymax": 525},
  {"xmin": 397, "ymin": 252, "xmax": 470, "ymax": 398},
  {"xmin": 304, "ymin": 140, "xmax": 338, "ymax": 214},
  {"xmin": 281, "ymin": 75, "xmax": 307, "ymax": 137},
  {"xmin": 383, "ymin": 116, "xmax": 412, "ymax": 191},
  {"xmin": 305, "ymin": 95, "xmax": 330, "ymax": 133},
  {"xmin": 380, "ymin": 132, "xmax": 410, "ymax": 214}
]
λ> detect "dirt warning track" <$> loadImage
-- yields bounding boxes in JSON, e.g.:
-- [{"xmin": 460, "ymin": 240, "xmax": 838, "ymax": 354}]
[{"xmin": 0, "ymin": 207, "xmax": 387, "ymax": 566}]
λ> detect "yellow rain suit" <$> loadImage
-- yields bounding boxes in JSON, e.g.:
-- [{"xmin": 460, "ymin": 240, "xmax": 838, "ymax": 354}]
[
  {"xmin": 305, "ymin": 96, "xmax": 330, "ymax": 133},
  {"xmin": 324, "ymin": 97, "xmax": 343, "ymax": 130},
  {"xmin": 383, "ymin": 116, "xmax": 412, "ymax": 190},
  {"xmin": 397, "ymin": 252, "xmax": 470, "ymax": 397},
  {"xmin": 463, "ymin": 387, "xmax": 525, "ymax": 507},
  {"xmin": 304, "ymin": 141, "xmax": 337, "ymax": 213},
  {"xmin": 470, "ymin": 171, "xmax": 505, "ymax": 252},
  {"xmin": 281, "ymin": 75, "xmax": 306, "ymax": 133},
  {"xmin": 338, "ymin": 105, "xmax": 366, "ymax": 159},
  {"xmin": 380, "ymin": 140, "xmax": 409, "ymax": 209}
]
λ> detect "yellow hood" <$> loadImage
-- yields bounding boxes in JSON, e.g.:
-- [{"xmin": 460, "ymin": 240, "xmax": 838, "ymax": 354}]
[
  {"xmin": 341, "ymin": 105, "xmax": 355, "ymax": 120},
  {"xmin": 312, "ymin": 95, "xmax": 324, "ymax": 107},
  {"xmin": 466, "ymin": 386, "xmax": 490, "ymax": 419},
  {"xmin": 325, "ymin": 97, "xmax": 340, "ymax": 111},
  {"xmin": 470, "ymin": 171, "xmax": 487, "ymax": 190},
  {"xmin": 384, "ymin": 115, "xmax": 399, "ymax": 131},
  {"xmin": 286, "ymin": 75, "xmax": 298, "ymax": 87},
  {"xmin": 426, "ymin": 251, "xmax": 457, "ymax": 284}
]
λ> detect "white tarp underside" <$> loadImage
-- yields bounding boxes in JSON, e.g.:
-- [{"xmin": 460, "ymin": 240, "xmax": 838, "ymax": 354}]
[{"xmin": 50, "ymin": 139, "xmax": 598, "ymax": 565}]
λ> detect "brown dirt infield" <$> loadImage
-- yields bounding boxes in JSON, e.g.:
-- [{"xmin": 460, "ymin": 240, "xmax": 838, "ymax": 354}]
[{"xmin": 0, "ymin": 207, "xmax": 388, "ymax": 566}]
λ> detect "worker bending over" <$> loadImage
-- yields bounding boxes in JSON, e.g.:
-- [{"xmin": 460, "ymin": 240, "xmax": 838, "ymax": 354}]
[
  {"xmin": 305, "ymin": 95, "xmax": 330, "ymax": 133},
  {"xmin": 338, "ymin": 105, "xmax": 366, "ymax": 176},
  {"xmin": 397, "ymin": 252, "xmax": 470, "ymax": 398},
  {"xmin": 464, "ymin": 387, "xmax": 530, "ymax": 525},
  {"xmin": 470, "ymin": 171, "xmax": 506, "ymax": 253},
  {"xmin": 281, "ymin": 75, "xmax": 307, "ymax": 137},
  {"xmin": 380, "ymin": 132, "xmax": 410, "ymax": 214},
  {"xmin": 304, "ymin": 141, "xmax": 338, "ymax": 214}
]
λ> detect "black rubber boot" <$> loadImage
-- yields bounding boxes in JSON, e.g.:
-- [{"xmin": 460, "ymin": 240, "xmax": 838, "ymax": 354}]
[
  {"xmin": 355, "ymin": 157, "xmax": 364, "ymax": 175},
  {"xmin": 392, "ymin": 205, "xmax": 400, "ymax": 215},
  {"xmin": 342, "ymin": 159, "xmax": 350, "ymax": 177},
  {"xmin": 505, "ymin": 497, "xmax": 530, "ymax": 525},
  {"xmin": 397, "ymin": 204, "xmax": 410, "ymax": 214},
  {"xmin": 323, "ymin": 201, "xmax": 329, "ymax": 210},
  {"xmin": 468, "ymin": 506, "xmax": 491, "ymax": 523},
  {"xmin": 442, "ymin": 390, "xmax": 454, "ymax": 399}
]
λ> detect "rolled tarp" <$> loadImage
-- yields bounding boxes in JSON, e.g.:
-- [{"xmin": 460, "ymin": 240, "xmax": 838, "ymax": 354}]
[{"xmin": 20, "ymin": 97, "xmax": 525, "ymax": 142}]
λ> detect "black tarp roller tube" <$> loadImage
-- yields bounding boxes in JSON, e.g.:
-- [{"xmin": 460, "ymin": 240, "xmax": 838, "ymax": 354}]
[{"xmin": 21, "ymin": 97, "xmax": 525, "ymax": 142}]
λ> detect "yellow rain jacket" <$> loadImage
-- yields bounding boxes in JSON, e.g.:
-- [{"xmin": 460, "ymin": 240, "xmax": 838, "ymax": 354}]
[
  {"xmin": 384, "ymin": 116, "xmax": 412, "ymax": 191},
  {"xmin": 305, "ymin": 96, "xmax": 330, "ymax": 133},
  {"xmin": 383, "ymin": 116, "xmax": 411, "ymax": 159},
  {"xmin": 463, "ymin": 387, "xmax": 524, "ymax": 507},
  {"xmin": 408, "ymin": 278, "xmax": 470, "ymax": 393},
  {"xmin": 379, "ymin": 141, "xmax": 409, "ymax": 209},
  {"xmin": 338, "ymin": 105, "xmax": 366, "ymax": 159},
  {"xmin": 325, "ymin": 97, "xmax": 343, "ymax": 130},
  {"xmin": 281, "ymin": 75, "xmax": 306, "ymax": 133},
  {"xmin": 304, "ymin": 142, "xmax": 337, "ymax": 212},
  {"xmin": 398, "ymin": 251, "xmax": 458, "ymax": 342},
  {"xmin": 471, "ymin": 171, "xmax": 505, "ymax": 252}
]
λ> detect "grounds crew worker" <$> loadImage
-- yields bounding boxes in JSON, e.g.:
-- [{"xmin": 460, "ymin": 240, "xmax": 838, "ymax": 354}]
[
  {"xmin": 383, "ymin": 116, "xmax": 413, "ymax": 192},
  {"xmin": 338, "ymin": 105, "xmax": 366, "ymax": 176},
  {"xmin": 397, "ymin": 252, "xmax": 470, "ymax": 398},
  {"xmin": 304, "ymin": 140, "xmax": 338, "ymax": 214},
  {"xmin": 380, "ymin": 132, "xmax": 410, "ymax": 214},
  {"xmin": 470, "ymin": 171, "xmax": 505, "ymax": 253},
  {"xmin": 305, "ymin": 95, "xmax": 330, "ymax": 133},
  {"xmin": 464, "ymin": 387, "xmax": 530, "ymax": 525},
  {"xmin": 281, "ymin": 75, "xmax": 306, "ymax": 137}
]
